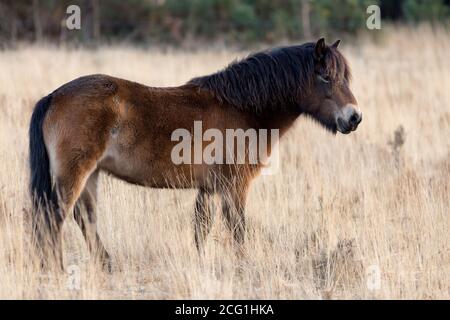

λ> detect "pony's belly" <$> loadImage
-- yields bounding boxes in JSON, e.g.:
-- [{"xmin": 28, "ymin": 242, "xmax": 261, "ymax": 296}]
[{"xmin": 98, "ymin": 145, "xmax": 208, "ymax": 189}]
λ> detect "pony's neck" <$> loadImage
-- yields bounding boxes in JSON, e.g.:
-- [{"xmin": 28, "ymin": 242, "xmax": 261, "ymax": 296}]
[
  {"xmin": 259, "ymin": 109, "xmax": 301, "ymax": 138},
  {"xmin": 188, "ymin": 44, "xmax": 315, "ymax": 116}
]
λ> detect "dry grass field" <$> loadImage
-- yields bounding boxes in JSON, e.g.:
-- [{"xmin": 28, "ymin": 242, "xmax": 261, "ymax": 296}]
[{"xmin": 0, "ymin": 26, "xmax": 449, "ymax": 299}]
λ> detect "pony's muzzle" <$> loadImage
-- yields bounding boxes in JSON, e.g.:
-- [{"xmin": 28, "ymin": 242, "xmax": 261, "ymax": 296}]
[{"xmin": 336, "ymin": 104, "xmax": 362, "ymax": 134}]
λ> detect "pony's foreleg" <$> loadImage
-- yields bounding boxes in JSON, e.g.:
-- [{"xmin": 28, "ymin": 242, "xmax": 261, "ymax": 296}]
[
  {"xmin": 220, "ymin": 181, "xmax": 249, "ymax": 253},
  {"xmin": 194, "ymin": 189, "xmax": 216, "ymax": 253},
  {"xmin": 73, "ymin": 169, "xmax": 111, "ymax": 272}
]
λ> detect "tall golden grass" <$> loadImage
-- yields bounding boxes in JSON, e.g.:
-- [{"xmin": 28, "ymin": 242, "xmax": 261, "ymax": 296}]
[{"xmin": 0, "ymin": 26, "xmax": 448, "ymax": 299}]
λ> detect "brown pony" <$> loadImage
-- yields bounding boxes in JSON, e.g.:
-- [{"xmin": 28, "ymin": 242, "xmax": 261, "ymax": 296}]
[{"xmin": 29, "ymin": 39, "xmax": 361, "ymax": 270}]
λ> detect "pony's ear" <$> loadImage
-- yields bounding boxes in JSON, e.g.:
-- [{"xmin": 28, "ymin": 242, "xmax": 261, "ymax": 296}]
[
  {"xmin": 314, "ymin": 38, "xmax": 326, "ymax": 60},
  {"xmin": 332, "ymin": 39, "xmax": 341, "ymax": 49}
]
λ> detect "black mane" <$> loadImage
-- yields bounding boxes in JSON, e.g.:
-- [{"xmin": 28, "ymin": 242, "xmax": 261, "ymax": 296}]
[{"xmin": 188, "ymin": 43, "xmax": 317, "ymax": 114}]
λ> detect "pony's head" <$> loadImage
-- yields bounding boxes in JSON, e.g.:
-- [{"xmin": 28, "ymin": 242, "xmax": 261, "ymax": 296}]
[
  {"xmin": 300, "ymin": 38, "xmax": 362, "ymax": 134},
  {"xmin": 188, "ymin": 39, "xmax": 361, "ymax": 134}
]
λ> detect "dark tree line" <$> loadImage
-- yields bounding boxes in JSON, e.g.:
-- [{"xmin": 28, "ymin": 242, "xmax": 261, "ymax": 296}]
[{"xmin": 0, "ymin": 0, "xmax": 449, "ymax": 46}]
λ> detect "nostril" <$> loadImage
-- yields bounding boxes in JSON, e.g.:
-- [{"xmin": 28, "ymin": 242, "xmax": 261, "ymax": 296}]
[{"xmin": 349, "ymin": 113, "xmax": 359, "ymax": 125}]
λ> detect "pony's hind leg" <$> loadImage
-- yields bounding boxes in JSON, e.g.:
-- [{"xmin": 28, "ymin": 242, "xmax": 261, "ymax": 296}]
[
  {"xmin": 73, "ymin": 170, "xmax": 111, "ymax": 272},
  {"xmin": 194, "ymin": 189, "xmax": 216, "ymax": 253},
  {"xmin": 51, "ymin": 149, "xmax": 101, "ymax": 270}
]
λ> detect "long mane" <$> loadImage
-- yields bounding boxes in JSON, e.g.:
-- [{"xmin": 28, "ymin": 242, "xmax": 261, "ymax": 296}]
[
  {"xmin": 188, "ymin": 43, "xmax": 317, "ymax": 114},
  {"xmin": 188, "ymin": 42, "xmax": 351, "ymax": 115}
]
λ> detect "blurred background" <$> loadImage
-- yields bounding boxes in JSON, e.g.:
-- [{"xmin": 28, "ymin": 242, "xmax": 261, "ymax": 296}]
[{"xmin": 0, "ymin": 0, "xmax": 449, "ymax": 47}]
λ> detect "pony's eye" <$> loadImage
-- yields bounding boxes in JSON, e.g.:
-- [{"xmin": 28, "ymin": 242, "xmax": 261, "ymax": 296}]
[{"xmin": 318, "ymin": 74, "xmax": 331, "ymax": 83}]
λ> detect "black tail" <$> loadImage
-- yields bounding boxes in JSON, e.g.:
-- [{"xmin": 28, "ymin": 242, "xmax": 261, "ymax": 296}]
[{"xmin": 29, "ymin": 94, "xmax": 60, "ymax": 238}]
